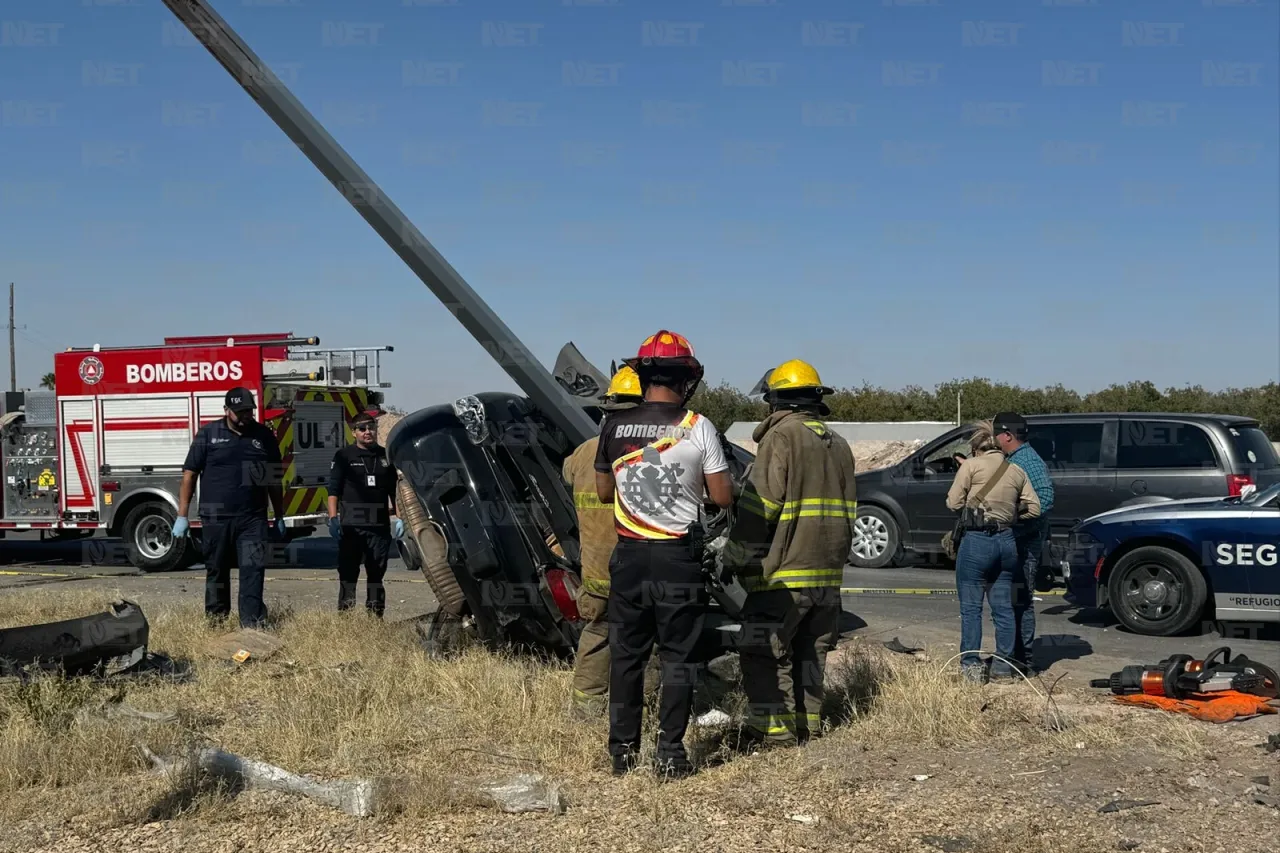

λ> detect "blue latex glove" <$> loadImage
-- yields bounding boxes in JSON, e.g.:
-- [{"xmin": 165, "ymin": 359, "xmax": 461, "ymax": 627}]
[
  {"xmin": 392, "ymin": 518, "xmax": 405, "ymax": 540},
  {"xmin": 172, "ymin": 517, "xmax": 189, "ymax": 538},
  {"xmin": 328, "ymin": 517, "xmax": 342, "ymax": 539},
  {"xmin": 274, "ymin": 519, "xmax": 287, "ymax": 539}
]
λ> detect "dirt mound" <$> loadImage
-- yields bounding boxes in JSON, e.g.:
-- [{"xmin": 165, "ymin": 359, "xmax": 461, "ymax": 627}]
[
  {"xmin": 730, "ymin": 438, "xmax": 925, "ymax": 471},
  {"xmin": 377, "ymin": 412, "xmax": 404, "ymax": 446}
]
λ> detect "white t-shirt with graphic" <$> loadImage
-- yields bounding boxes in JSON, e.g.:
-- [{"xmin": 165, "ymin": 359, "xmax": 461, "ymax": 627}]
[{"xmin": 594, "ymin": 403, "xmax": 729, "ymax": 540}]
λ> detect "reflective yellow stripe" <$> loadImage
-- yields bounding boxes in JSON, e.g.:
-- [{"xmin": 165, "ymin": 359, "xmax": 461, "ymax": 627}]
[
  {"xmin": 738, "ymin": 491, "xmax": 782, "ymax": 520},
  {"xmin": 741, "ymin": 568, "xmax": 844, "ymax": 592},
  {"xmin": 574, "ymin": 491, "xmax": 607, "ymax": 510},
  {"xmin": 580, "ymin": 577, "xmax": 610, "ymax": 596},
  {"xmin": 745, "ymin": 712, "xmax": 821, "ymax": 736},
  {"xmin": 776, "ymin": 498, "xmax": 857, "ymax": 523},
  {"xmin": 803, "ymin": 420, "xmax": 828, "ymax": 436}
]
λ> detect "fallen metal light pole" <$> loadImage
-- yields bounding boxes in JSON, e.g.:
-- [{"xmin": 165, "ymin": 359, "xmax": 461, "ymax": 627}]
[{"xmin": 158, "ymin": 0, "xmax": 597, "ymax": 448}]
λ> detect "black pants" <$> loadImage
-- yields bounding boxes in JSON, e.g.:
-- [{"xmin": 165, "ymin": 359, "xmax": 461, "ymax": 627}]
[
  {"xmin": 607, "ymin": 537, "xmax": 707, "ymax": 762},
  {"xmin": 338, "ymin": 526, "xmax": 391, "ymax": 616},
  {"xmin": 202, "ymin": 514, "xmax": 269, "ymax": 629}
]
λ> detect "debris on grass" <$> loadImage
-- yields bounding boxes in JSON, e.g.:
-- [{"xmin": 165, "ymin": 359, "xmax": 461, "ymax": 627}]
[
  {"xmin": 469, "ymin": 772, "xmax": 565, "ymax": 815},
  {"xmin": 203, "ymin": 630, "xmax": 283, "ymax": 665},
  {"xmin": 141, "ymin": 745, "xmax": 382, "ymax": 818}
]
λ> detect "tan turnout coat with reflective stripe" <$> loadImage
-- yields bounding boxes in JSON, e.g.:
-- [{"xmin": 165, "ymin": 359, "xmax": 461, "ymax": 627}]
[
  {"xmin": 564, "ymin": 437, "xmax": 615, "ymax": 596},
  {"xmin": 723, "ymin": 411, "xmax": 858, "ymax": 592}
]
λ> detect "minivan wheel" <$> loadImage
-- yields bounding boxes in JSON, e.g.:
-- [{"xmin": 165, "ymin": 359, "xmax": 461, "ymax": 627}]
[
  {"xmin": 1107, "ymin": 546, "xmax": 1208, "ymax": 636},
  {"xmin": 849, "ymin": 506, "xmax": 900, "ymax": 569}
]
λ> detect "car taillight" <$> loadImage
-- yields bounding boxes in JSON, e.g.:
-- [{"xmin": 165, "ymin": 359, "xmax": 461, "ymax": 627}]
[
  {"xmin": 1094, "ymin": 555, "xmax": 1106, "ymax": 580},
  {"xmin": 1227, "ymin": 474, "xmax": 1253, "ymax": 497},
  {"xmin": 101, "ymin": 481, "xmax": 120, "ymax": 492},
  {"xmin": 545, "ymin": 568, "xmax": 580, "ymax": 622}
]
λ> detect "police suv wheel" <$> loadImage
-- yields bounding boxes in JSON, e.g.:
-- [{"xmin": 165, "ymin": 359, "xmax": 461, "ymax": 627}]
[
  {"xmin": 849, "ymin": 505, "xmax": 900, "ymax": 569},
  {"xmin": 1107, "ymin": 546, "xmax": 1208, "ymax": 637},
  {"xmin": 123, "ymin": 501, "xmax": 192, "ymax": 573}
]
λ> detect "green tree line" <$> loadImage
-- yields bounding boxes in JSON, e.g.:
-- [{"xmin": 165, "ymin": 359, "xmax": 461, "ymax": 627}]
[{"xmin": 689, "ymin": 378, "xmax": 1280, "ymax": 438}]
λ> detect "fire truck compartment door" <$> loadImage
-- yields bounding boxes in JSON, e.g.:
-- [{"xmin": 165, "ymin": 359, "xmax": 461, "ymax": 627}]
[
  {"xmin": 292, "ymin": 401, "xmax": 345, "ymax": 488},
  {"xmin": 100, "ymin": 396, "xmax": 191, "ymax": 470}
]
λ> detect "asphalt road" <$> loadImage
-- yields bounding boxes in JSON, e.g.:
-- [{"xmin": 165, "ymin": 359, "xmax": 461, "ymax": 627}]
[{"xmin": 4, "ymin": 532, "xmax": 1280, "ymax": 685}]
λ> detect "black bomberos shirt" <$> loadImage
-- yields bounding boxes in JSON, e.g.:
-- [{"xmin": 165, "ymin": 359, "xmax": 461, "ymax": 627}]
[
  {"xmin": 183, "ymin": 418, "xmax": 283, "ymax": 521},
  {"xmin": 327, "ymin": 443, "xmax": 397, "ymax": 529}
]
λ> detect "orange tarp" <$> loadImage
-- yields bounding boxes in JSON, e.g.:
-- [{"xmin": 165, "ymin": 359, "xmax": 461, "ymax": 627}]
[{"xmin": 1115, "ymin": 690, "xmax": 1280, "ymax": 723}]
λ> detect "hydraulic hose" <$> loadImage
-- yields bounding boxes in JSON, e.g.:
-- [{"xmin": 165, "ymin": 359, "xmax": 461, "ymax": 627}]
[{"xmin": 396, "ymin": 479, "xmax": 467, "ymax": 616}]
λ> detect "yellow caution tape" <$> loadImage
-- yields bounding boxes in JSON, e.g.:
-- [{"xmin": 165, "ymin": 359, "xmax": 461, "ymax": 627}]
[{"xmin": 840, "ymin": 587, "xmax": 1064, "ymax": 597}]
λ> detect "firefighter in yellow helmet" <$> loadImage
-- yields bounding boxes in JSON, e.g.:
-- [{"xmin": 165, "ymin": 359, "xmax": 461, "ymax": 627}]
[
  {"xmin": 720, "ymin": 359, "xmax": 857, "ymax": 748},
  {"xmin": 564, "ymin": 366, "xmax": 644, "ymax": 716}
]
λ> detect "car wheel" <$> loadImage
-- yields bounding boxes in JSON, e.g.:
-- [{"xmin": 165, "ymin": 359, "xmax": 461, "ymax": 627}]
[
  {"xmin": 1106, "ymin": 545, "xmax": 1208, "ymax": 636},
  {"xmin": 849, "ymin": 505, "xmax": 900, "ymax": 569},
  {"xmin": 122, "ymin": 501, "xmax": 192, "ymax": 573}
]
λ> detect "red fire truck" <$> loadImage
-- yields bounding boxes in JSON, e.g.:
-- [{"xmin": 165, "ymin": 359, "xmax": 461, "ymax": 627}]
[{"xmin": 0, "ymin": 333, "xmax": 393, "ymax": 572}]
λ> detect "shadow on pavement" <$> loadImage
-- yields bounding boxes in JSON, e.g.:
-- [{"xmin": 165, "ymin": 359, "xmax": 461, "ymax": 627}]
[{"xmin": 1032, "ymin": 633, "xmax": 1093, "ymax": 670}]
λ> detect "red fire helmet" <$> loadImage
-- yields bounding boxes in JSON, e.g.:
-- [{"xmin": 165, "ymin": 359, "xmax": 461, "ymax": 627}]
[{"xmin": 622, "ymin": 330, "xmax": 702, "ymax": 371}]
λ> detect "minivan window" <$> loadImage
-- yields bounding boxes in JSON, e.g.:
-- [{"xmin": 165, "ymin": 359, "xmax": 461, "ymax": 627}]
[
  {"xmin": 1117, "ymin": 421, "xmax": 1218, "ymax": 469},
  {"xmin": 1228, "ymin": 426, "xmax": 1280, "ymax": 468},
  {"xmin": 1027, "ymin": 423, "xmax": 1104, "ymax": 468}
]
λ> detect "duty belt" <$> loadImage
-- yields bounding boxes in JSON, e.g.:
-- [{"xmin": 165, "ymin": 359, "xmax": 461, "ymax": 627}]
[{"xmin": 964, "ymin": 523, "xmax": 1012, "ymax": 534}]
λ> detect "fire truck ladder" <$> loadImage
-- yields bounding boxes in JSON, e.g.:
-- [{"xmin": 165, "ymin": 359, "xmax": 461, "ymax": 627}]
[
  {"xmin": 159, "ymin": 0, "xmax": 596, "ymax": 448},
  {"xmin": 271, "ymin": 346, "xmax": 394, "ymax": 388}
]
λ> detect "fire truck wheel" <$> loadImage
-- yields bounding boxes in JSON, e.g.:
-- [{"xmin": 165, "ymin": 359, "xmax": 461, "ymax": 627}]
[{"xmin": 123, "ymin": 501, "xmax": 192, "ymax": 573}]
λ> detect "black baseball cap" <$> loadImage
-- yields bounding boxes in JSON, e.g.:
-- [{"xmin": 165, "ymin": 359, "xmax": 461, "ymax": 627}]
[
  {"xmin": 352, "ymin": 410, "xmax": 377, "ymax": 427},
  {"xmin": 992, "ymin": 411, "xmax": 1028, "ymax": 435},
  {"xmin": 225, "ymin": 387, "xmax": 255, "ymax": 412}
]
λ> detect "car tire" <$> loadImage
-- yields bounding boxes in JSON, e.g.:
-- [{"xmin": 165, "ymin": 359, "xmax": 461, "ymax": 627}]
[
  {"xmin": 1106, "ymin": 545, "xmax": 1208, "ymax": 637},
  {"xmin": 849, "ymin": 505, "xmax": 901, "ymax": 569},
  {"xmin": 122, "ymin": 501, "xmax": 193, "ymax": 573}
]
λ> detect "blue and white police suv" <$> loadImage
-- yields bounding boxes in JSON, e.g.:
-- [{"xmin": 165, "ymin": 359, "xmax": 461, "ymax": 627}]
[{"xmin": 1064, "ymin": 483, "xmax": 1280, "ymax": 636}]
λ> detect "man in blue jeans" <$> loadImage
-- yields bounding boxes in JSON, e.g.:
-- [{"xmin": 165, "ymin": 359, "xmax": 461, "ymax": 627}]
[
  {"xmin": 993, "ymin": 412, "xmax": 1055, "ymax": 675},
  {"xmin": 947, "ymin": 420, "xmax": 1043, "ymax": 682}
]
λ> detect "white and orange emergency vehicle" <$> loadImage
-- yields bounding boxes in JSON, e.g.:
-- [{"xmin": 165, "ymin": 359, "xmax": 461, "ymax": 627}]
[{"xmin": 0, "ymin": 333, "xmax": 393, "ymax": 571}]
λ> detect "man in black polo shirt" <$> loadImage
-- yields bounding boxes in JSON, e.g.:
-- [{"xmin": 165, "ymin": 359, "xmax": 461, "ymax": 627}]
[
  {"xmin": 326, "ymin": 410, "xmax": 402, "ymax": 617},
  {"xmin": 175, "ymin": 386, "xmax": 285, "ymax": 629}
]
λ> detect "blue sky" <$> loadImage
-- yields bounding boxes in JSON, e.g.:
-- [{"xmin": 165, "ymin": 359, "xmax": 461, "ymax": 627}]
[{"xmin": 1, "ymin": 0, "xmax": 1277, "ymax": 408}]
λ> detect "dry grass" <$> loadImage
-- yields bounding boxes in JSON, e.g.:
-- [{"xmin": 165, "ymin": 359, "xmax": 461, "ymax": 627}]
[{"xmin": 0, "ymin": 590, "xmax": 1248, "ymax": 852}]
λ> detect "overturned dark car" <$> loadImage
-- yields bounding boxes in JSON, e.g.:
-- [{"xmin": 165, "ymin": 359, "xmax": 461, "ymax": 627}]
[{"xmin": 387, "ymin": 347, "xmax": 754, "ymax": 659}]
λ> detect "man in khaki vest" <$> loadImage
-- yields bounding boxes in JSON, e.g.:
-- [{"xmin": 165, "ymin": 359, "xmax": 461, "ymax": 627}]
[{"xmin": 564, "ymin": 367, "xmax": 643, "ymax": 716}]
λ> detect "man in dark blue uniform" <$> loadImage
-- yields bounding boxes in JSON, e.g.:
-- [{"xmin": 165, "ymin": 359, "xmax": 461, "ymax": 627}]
[
  {"xmin": 326, "ymin": 410, "xmax": 402, "ymax": 617},
  {"xmin": 175, "ymin": 387, "xmax": 286, "ymax": 629}
]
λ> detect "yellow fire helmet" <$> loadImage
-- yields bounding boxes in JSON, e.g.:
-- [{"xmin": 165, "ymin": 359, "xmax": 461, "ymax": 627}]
[
  {"xmin": 600, "ymin": 365, "xmax": 643, "ymax": 406},
  {"xmin": 764, "ymin": 359, "xmax": 834, "ymax": 396}
]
